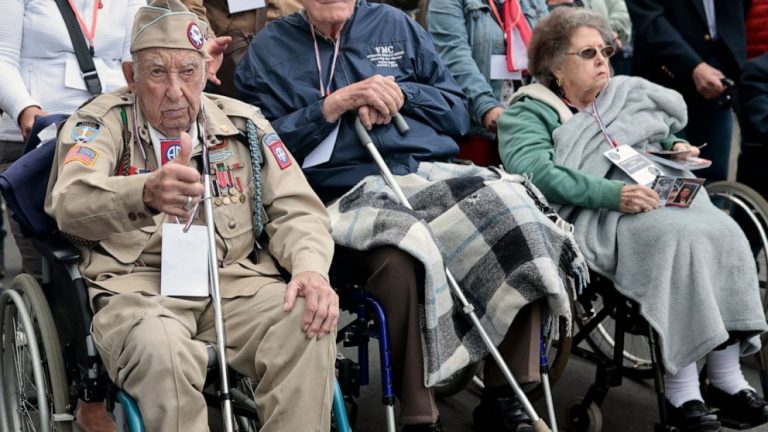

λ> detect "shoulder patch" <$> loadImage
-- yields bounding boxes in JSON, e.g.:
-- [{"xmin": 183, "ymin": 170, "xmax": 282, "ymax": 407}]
[
  {"xmin": 71, "ymin": 121, "xmax": 102, "ymax": 143},
  {"xmin": 263, "ymin": 133, "xmax": 291, "ymax": 170},
  {"xmin": 64, "ymin": 145, "xmax": 99, "ymax": 167}
]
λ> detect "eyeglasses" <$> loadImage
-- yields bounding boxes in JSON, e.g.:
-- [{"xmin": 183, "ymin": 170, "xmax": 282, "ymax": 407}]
[{"xmin": 566, "ymin": 46, "xmax": 616, "ymax": 60}]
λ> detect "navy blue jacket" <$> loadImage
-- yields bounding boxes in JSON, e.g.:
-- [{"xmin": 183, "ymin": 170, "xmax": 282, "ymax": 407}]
[
  {"xmin": 235, "ymin": 1, "xmax": 469, "ymax": 201},
  {"xmin": 628, "ymin": 0, "xmax": 749, "ymax": 100}
]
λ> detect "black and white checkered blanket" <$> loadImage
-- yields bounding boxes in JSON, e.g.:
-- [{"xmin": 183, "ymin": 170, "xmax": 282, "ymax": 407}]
[{"xmin": 328, "ymin": 162, "xmax": 588, "ymax": 386}]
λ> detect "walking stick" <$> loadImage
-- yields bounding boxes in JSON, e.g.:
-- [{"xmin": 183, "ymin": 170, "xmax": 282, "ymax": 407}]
[
  {"xmin": 354, "ymin": 114, "xmax": 552, "ymax": 432},
  {"xmin": 201, "ymin": 146, "xmax": 235, "ymax": 432}
]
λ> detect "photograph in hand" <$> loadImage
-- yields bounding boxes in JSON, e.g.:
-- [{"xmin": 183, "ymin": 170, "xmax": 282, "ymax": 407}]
[{"xmin": 652, "ymin": 176, "xmax": 704, "ymax": 208}]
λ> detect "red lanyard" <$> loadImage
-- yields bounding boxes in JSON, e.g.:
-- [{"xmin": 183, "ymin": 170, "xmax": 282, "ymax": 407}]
[
  {"xmin": 310, "ymin": 25, "xmax": 342, "ymax": 97},
  {"xmin": 487, "ymin": 0, "xmax": 531, "ymax": 72},
  {"xmin": 67, "ymin": 0, "xmax": 101, "ymax": 51}
]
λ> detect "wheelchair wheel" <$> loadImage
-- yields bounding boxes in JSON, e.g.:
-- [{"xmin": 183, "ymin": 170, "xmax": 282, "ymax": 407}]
[
  {"xmin": 574, "ymin": 286, "xmax": 654, "ymax": 380},
  {"xmin": 232, "ymin": 375, "xmax": 260, "ymax": 432},
  {"xmin": 1, "ymin": 274, "xmax": 72, "ymax": 432},
  {"xmin": 707, "ymin": 181, "xmax": 768, "ymax": 317}
]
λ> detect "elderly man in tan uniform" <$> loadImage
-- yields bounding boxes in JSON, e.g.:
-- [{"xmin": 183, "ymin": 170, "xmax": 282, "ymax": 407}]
[{"xmin": 44, "ymin": 1, "xmax": 338, "ymax": 431}]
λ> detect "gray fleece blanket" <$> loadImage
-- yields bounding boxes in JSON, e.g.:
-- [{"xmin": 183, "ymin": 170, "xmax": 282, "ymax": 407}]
[
  {"xmin": 547, "ymin": 76, "xmax": 767, "ymax": 373},
  {"xmin": 328, "ymin": 162, "xmax": 588, "ymax": 386}
]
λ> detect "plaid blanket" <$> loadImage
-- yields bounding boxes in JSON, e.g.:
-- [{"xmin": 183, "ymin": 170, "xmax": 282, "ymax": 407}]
[{"xmin": 328, "ymin": 162, "xmax": 588, "ymax": 386}]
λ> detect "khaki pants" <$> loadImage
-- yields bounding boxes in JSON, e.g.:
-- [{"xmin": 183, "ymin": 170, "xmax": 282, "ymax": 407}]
[
  {"xmin": 90, "ymin": 283, "xmax": 336, "ymax": 432},
  {"xmin": 335, "ymin": 246, "xmax": 541, "ymax": 425}
]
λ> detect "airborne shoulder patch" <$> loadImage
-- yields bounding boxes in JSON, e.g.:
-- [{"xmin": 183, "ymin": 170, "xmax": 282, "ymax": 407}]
[{"xmin": 263, "ymin": 132, "xmax": 291, "ymax": 170}]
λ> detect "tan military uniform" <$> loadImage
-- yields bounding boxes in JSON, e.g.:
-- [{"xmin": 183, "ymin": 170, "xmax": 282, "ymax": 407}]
[
  {"xmin": 182, "ymin": 0, "xmax": 302, "ymax": 97},
  {"xmin": 45, "ymin": 89, "xmax": 336, "ymax": 432}
]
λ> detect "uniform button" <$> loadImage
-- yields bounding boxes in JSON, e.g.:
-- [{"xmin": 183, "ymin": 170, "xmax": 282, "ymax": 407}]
[
  {"xmin": 228, "ymin": 220, "xmax": 237, "ymax": 229},
  {"xmin": 128, "ymin": 212, "xmax": 137, "ymax": 221},
  {"xmin": 704, "ymin": 34, "xmax": 711, "ymax": 41}
]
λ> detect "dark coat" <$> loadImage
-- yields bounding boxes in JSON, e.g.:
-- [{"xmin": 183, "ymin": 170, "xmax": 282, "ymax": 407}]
[
  {"xmin": 741, "ymin": 52, "xmax": 768, "ymax": 139},
  {"xmin": 627, "ymin": 0, "xmax": 750, "ymax": 99}
]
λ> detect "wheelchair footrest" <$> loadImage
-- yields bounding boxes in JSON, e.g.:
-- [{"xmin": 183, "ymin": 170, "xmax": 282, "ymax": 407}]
[{"xmin": 717, "ymin": 412, "xmax": 767, "ymax": 430}]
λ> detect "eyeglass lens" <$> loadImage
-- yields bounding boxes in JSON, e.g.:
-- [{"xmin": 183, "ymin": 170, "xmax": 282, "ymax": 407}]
[{"xmin": 578, "ymin": 46, "xmax": 615, "ymax": 59}]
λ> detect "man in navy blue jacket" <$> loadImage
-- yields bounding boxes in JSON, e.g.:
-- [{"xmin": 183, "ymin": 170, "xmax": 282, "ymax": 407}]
[{"xmin": 235, "ymin": 1, "xmax": 544, "ymax": 431}]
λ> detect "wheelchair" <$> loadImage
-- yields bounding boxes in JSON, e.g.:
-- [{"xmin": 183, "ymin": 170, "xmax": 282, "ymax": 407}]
[
  {"xmin": 564, "ymin": 181, "xmax": 768, "ymax": 432},
  {"xmin": 0, "ymin": 116, "xmax": 353, "ymax": 432}
]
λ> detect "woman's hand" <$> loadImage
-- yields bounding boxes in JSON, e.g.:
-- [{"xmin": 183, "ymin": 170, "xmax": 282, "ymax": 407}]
[
  {"xmin": 482, "ymin": 106, "xmax": 504, "ymax": 132},
  {"xmin": 18, "ymin": 106, "xmax": 47, "ymax": 142},
  {"xmin": 671, "ymin": 141, "xmax": 701, "ymax": 159},
  {"xmin": 620, "ymin": 184, "xmax": 659, "ymax": 214}
]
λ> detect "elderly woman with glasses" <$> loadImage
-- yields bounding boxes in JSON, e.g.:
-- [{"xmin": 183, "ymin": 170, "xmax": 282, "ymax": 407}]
[{"xmin": 499, "ymin": 7, "xmax": 768, "ymax": 432}]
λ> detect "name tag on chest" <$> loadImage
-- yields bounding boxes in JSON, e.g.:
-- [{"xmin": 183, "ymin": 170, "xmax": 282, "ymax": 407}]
[
  {"xmin": 604, "ymin": 145, "xmax": 661, "ymax": 186},
  {"xmin": 227, "ymin": 0, "xmax": 265, "ymax": 13},
  {"xmin": 161, "ymin": 224, "xmax": 209, "ymax": 297}
]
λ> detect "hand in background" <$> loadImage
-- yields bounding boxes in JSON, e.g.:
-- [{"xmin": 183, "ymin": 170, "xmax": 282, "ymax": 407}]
[
  {"xmin": 19, "ymin": 106, "xmax": 47, "ymax": 142},
  {"xmin": 482, "ymin": 106, "xmax": 504, "ymax": 132},
  {"xmin": 692, "ymin": 62, "xmax": 725, "ymax": 99},
  {"xmin": 205, "ymin": 36, "xmax": 232, "ymax": 86}
]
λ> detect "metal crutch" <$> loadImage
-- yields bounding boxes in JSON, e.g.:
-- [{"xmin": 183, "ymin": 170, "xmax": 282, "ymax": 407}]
[
  {"xmin": 201, "ymin": 147, "xmax": 235, "ymax": 432},
  {"xmin": 354, "ymin": 114, "xmax": 552, "ymax": 432}
]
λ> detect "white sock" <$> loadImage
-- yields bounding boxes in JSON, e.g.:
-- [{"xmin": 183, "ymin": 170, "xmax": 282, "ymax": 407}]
[
  {"xmin": 666, "ymin": 362, "xmax": 704, "ymax": 408},
  {"xmin": 707, "ymin": 343, "xmax": 753, "ymax": 395}
]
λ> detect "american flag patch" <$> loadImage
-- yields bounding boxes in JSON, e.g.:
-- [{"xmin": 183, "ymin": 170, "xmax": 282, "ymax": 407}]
[{"xmin": 64, "ymin": 145, "xmax": 99, "ymax": 167}]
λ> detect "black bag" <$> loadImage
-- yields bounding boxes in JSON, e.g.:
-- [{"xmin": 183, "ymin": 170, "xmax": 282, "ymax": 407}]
[{"xmin": 54, "ymin": 0, "xmax": 102, "ymax": 95}]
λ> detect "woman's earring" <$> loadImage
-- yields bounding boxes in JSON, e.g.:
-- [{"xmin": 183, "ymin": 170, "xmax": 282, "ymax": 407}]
[{"xmin": 555, "ymin": 77, "xmax": 562, "ymax": 88}]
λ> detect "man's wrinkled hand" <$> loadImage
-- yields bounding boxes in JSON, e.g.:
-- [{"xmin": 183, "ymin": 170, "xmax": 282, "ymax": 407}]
[
  {"xmin": 142, "ymin": 132, "xmax": 204, "ymax": 217},
  {"xmin": 283, "ymin": 271, "xmax": 339, "ymax": 339},
  {"xmin": 322, "ymin": 75, "xmax": 404, "ymax": 123}
]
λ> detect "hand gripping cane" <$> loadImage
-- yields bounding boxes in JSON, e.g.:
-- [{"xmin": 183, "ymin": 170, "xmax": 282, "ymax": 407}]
[
  {"xmin": 354, "ymin": 114, "xmax": 551, "ymax": 432},
  {"xmin": 201, "ymin": 151, "xmax": 235, "ymax": 432}
]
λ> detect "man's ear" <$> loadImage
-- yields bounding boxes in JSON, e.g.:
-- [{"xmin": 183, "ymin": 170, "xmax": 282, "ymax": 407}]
[{"xmin": 122, "ymin": 61, "xmax": 136, "ymax": 93}]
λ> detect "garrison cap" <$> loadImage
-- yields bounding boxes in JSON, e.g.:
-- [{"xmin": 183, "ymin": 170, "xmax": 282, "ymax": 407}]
[{"xmin": 130, "ymin": 0, "xmax": 208, "ymax": 55}]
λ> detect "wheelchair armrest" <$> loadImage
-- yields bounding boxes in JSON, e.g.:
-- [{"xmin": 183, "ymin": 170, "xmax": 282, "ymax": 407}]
[{"xmin": 32, "ymin": 233, "xmax": 80, "ymax": 264}]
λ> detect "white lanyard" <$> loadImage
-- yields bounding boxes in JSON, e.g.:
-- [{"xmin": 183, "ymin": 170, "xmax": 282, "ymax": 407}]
[
  {"xmin": 310, "ymin": 25, "xmax": 342, "ymax": 97},
  {"xmin": 585, "ymin": 101, "xmax": 619, "ymax": 148},
  {"xmin": 564, "ymin": 97, "xmax": 618, "ymax": 149}
]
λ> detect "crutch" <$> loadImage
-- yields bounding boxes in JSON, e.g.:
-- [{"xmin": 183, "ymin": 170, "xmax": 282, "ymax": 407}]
[
  {"xmin": 201, "ymin": 147, "xmax": 235, "ymax": 432},
  {"xmin": 354, "ymin": 114, "xmax": 552, "ymax": 432}
]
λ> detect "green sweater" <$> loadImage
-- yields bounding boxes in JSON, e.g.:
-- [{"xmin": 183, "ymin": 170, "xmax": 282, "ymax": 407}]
[{"xmin": 497, "ymin": 97, "xmax": 682, "ymax": 211}]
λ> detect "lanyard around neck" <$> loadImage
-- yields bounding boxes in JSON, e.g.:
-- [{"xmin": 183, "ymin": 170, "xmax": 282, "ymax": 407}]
[
  {"xmin": 563, "ymin": 97, "xmax": 618, "ymax": 148},
  {"xmin": 67, "ymin": 0, "xmax": 101, "ymax": 51},
  {"xmin": 586, "ymin": 100, "xmax": 619, "ymax": 148},
  {"xmin": 310, "ymin": 25, "xmax": 342, "ymax": 97}
]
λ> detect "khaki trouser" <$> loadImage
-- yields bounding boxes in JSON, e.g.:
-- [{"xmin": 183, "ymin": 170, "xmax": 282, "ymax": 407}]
[
  {"xmin": 335, "ymin": 246, "xmax": 541, "ymax": 425},
  {"xmin": 90, "ymin": 282, "xmax": 336, "ymax": 432}
]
